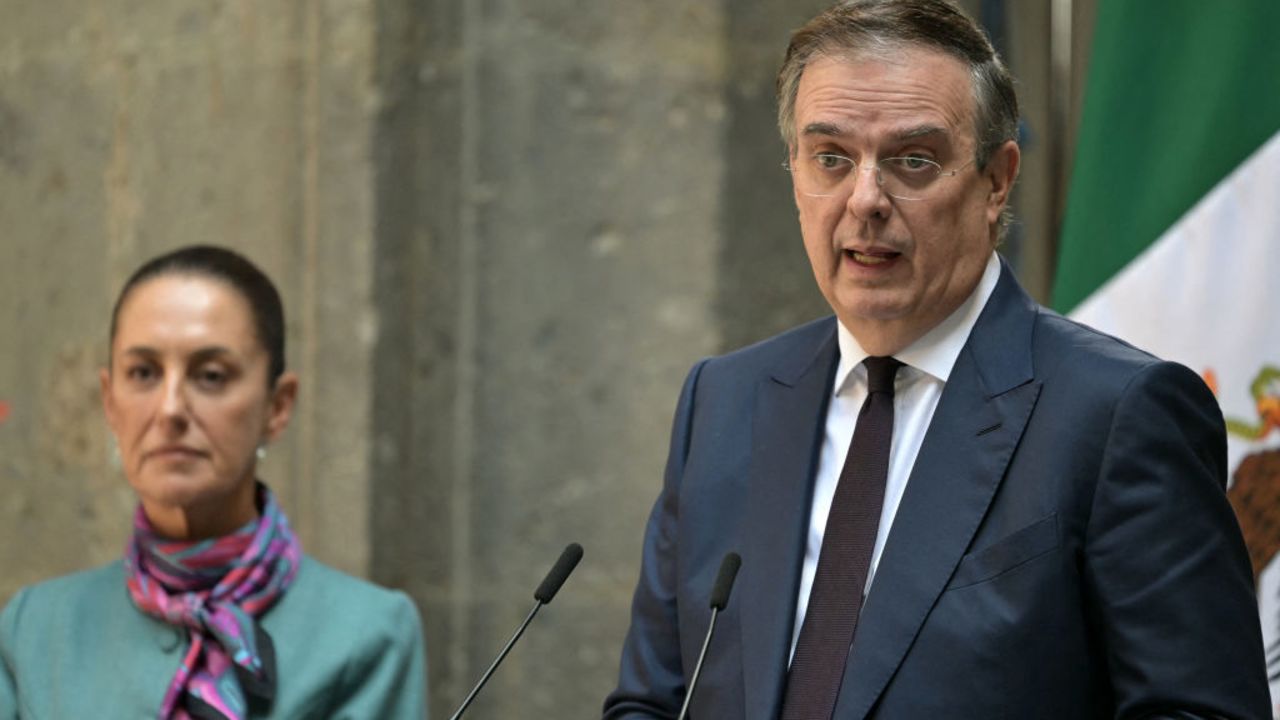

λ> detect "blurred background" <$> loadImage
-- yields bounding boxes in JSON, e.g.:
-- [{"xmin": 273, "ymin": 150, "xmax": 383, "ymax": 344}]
[{"xmin": 4, "ymin": 0, "xmax": 1230, "ymax": 716}]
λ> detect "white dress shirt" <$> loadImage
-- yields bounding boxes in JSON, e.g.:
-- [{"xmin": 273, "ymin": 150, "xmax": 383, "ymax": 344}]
[{"xmin": 789, "ymin": 252, "xmax": 1003, "ymax": 659}]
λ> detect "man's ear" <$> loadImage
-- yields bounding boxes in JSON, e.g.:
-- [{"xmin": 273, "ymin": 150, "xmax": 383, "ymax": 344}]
[
  {"xmin": 789, "ymin": 145, "xmax": 808, "ymax": 216},
  {"xmin": 264, "ymin": 371, "xmax": 299, "ymax": 442},
  {"xmin": 984, "ymin": 139, "xmax": 1020, "ymax": 227}
]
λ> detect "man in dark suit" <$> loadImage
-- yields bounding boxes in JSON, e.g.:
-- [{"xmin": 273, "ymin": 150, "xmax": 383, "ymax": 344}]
[{"xmin": 604, "ymin": 1, "xmax": 1269, "ymax": 718}]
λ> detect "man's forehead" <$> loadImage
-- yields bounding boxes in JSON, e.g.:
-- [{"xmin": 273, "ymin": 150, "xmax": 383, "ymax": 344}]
[
  {"xmin": 792, "ymin": 51, "xmax": 974, "ymax": 142},
  {"xmin": 800, "ymin": 121, "xmax": 952, "ymax": 142},
  {"xmin": 797, "ymin": 50, "xmax": 971, "ymax": 100},
  {"xmin": 816, "ymin": 42, "xmax": 966, "ymax": 79}
]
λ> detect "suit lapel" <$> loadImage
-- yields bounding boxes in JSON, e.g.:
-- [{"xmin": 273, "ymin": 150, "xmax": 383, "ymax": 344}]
[
  {"xmin": 739, "ymin": 322, "xmax": 840, "ymax": 720},
  {"xmin": 833, "ymin": 261, "xmax": 1043, "ymax": 719}
]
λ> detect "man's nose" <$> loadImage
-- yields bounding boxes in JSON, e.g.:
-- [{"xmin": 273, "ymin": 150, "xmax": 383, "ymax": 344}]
[{"xmin": 845, "ymin": 163, "xmax": 891, "ymax": 219}]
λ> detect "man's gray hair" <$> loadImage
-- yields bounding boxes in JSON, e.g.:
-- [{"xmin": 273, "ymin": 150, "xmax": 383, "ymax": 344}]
[{"xmin": 776, "ymin": 0, "xmax": 1019, "ymax": 171}]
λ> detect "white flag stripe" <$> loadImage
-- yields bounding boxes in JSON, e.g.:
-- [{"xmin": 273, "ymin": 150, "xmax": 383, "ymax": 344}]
[{"xmin": 1071, "ymin": 129, "xmax": 1280, "ymax": 473}]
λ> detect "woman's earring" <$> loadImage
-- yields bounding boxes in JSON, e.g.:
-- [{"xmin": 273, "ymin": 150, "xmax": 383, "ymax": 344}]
[
  {"xmin": 256, "ymin": 444, "xmax": 268, "ymax": 461},
  {"xmin": 109, "ymin": 437, "xmax": 122, "ymax": 470}
]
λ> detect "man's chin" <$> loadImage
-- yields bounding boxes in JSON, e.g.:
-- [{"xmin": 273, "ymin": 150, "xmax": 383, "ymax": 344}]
[{"xmin": 833, "ymin": 293, "xmax": 909, "ymax": 326}]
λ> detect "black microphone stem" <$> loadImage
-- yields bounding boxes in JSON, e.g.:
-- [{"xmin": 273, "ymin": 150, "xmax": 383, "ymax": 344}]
[
  {"xmin": 677, "ymin": 605, "xmax": 721, "ymax": 720},
  {"xmin": 446, "ymin": 543, "xmax": 582, "ymax": 719},
  {"xmin": 678, "ymin": 552, "xmax": 740, "ymax": 720},
  {"xmin": 448, "ymin": 600, "xmax": 544, "ymax": 720}
]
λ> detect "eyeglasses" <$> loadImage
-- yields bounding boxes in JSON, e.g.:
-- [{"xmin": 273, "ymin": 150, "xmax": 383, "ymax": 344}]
[{"xmin": 783, "ymin": 152, "xmax": 974, "ymax": 201}]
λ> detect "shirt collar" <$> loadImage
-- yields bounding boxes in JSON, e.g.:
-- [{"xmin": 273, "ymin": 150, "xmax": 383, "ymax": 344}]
[{"xmin": 834, "ymin": 251, "xmax": 1002, "ymax": 392}]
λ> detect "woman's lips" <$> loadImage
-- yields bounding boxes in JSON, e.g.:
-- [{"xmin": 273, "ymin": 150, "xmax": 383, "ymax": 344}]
[{"xmin": 145, "ymin": 446, "xmax": 205, "ymax": 461}]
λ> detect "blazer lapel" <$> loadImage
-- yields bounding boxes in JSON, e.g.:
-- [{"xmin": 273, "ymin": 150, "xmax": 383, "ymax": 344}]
[
  {"xmin": 833, "ymin": 261, "xmax": 1043, "ymax": 719},
  {"xmin": 739, "ymin": 322, "xmax": 840, "ymax": 720}
]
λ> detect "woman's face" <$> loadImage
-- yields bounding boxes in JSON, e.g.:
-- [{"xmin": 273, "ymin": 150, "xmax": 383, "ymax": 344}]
[{"xmin": 101, "ymin": 274, "xmax": 296, "ymax": 539}]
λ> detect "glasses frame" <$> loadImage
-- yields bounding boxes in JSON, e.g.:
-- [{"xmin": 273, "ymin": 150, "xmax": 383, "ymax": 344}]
[{"xmin": 783, "ymin": 153, "xmax": 976, "ymax": 202}]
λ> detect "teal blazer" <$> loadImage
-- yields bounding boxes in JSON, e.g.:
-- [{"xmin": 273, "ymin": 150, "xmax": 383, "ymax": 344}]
[{"xmin": 0, "ymin": 556, "xmax": 426, "ymax": 718}]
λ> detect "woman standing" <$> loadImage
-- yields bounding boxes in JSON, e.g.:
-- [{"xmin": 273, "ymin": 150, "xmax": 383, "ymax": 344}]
[{"xmin": 0, "ymin": 245, "xmax": 426, "ymax": 718}]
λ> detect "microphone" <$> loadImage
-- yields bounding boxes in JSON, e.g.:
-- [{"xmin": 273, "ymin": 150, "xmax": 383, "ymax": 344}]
[
  {"xmin": 677, "ymin": 552, "xmax": 741, "ymax": 720},
  {"xmin": 448, "ymin": 543, "xmax": 584, "ymax": 720},
  {"xmin": 535, "ymin": 543, "xmax": 583, "ymax": 603}
]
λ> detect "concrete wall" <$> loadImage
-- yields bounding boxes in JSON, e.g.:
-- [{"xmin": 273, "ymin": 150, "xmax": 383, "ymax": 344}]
[{"xmin": 0, "ymin": 0, "xmax": 1084, "ymax": 717}]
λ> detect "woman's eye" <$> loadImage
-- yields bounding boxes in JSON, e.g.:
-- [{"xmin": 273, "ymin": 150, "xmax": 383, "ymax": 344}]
[
  {"xmin": 194, "ymin": 367, "xmax": 229, "ymax": 389},
  {"xmin": 125, "ymin": 365, "xmax": 157, "ymax": 383}
]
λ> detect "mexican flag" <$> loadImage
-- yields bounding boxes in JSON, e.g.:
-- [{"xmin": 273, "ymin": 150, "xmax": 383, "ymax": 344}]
[{"xmin": 1053, "ymin": 1, "xmax": 1280, "ymax": 707}]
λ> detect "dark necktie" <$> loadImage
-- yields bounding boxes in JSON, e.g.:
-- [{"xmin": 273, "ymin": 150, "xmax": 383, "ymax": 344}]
[{"xmin": 780, "ymin": 356, "xmax": 902, "ymax": 720}]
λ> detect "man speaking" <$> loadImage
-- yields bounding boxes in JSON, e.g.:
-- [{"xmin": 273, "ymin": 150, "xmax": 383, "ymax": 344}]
[{"xmin": 604, "ymin": 1, "xmax": 1269, "ymax": 717}]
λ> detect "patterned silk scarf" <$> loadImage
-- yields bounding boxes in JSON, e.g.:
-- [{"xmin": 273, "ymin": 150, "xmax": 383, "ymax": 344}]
[{"xmin": 125, "ymin": 484, "xmax": 302, "ymax": 720}]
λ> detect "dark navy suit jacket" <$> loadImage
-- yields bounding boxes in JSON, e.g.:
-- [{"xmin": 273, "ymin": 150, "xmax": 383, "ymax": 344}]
[{"xmin": 605, "ymin": 261, "xmax": 1269, "ymax": 719}]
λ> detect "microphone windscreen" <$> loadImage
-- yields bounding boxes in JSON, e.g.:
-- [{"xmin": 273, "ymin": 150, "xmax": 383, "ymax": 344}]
[
  {"xmin": 709, "ymin": 552, "xmax": 742, "ymax": 610},
  {"xmin": 534, "ymin": 543, "xmax": 584, "ymax": 604}
]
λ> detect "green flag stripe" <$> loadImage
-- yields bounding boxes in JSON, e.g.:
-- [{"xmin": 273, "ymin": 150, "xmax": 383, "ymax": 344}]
[{"xmin": 1053, "ymin": 1, "xmax": 1280, "ymax": 313}]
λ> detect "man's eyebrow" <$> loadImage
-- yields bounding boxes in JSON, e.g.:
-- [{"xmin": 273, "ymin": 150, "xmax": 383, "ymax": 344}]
[
  {"xmin": 891, "ymin": 124, "xmax": 949, "ymax": 141},
  {"xmin": 799, "ymin": 123, "xmax": 951, "ymax": 141},
  {"xmin": 801, "ymin": 122, "xmax": 845, "ymax": 137}
]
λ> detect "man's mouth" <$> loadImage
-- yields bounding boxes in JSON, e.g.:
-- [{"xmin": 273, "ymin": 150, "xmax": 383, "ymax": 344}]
[{"xmin": 844, "ymin": 249, "xmax": 901, "ymax": 266}]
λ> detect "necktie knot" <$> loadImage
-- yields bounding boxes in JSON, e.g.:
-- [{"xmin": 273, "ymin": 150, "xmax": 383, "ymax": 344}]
[{"xmin": 864, "ymin": 356, "xmax": 902, "ymax": 395}]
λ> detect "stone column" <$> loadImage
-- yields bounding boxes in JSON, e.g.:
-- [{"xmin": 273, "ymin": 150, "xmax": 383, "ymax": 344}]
[{"xmin": 369, "ymin": 1, "xmax": 744, "ymax": 714}]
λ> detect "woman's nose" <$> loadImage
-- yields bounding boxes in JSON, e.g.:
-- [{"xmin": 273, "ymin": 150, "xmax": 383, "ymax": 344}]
[{"xmin": 158, "ymin": 376, "xmax": 190, "ymax": 429}]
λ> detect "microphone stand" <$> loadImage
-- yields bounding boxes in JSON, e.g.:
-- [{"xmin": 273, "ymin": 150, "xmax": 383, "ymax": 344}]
[
  {"xmin": 448, "ymin": 601, "xmax": 544, "ymax": 720},
  {"xmin": 447, "ymin": 542, "xmax": 583, "ymax": 720},
  {"xmin": 677, "ymin": 552, "xmax": 741, "ymax": 720},
  {"xmin": 677, "ymin": 604, "xmax": 722, "ymax": 720}
]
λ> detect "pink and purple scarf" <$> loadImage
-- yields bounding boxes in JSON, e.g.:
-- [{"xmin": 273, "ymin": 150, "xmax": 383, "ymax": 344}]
[{"xmin": 125, "ymin": 484, "xmax": 301, "ymax": 720}]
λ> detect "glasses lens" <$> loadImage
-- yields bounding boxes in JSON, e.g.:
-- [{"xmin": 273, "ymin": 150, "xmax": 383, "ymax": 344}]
[
  {"xmin": 879, "ymin": 157, "xmax": 942, "ymax": 200},
  {"xmin": 787, "ymin": 154, "xmax": 950, "ymax": 200},
  {"xmin": 792, "ymin": 152, "xmax": 852, "ymax": 197}
]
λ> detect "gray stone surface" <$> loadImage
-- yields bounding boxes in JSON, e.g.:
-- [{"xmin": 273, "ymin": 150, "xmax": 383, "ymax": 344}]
[
  {"xmin": 370, "ymin": 2, "xmax": 730, "ymax": 715},
  {"xmin": 718, "ymin": 1, "xmax": 834, "ymax": 352},
  {"xmin": 1, "ymin": 0, "xmax": 1078, "ymax": 717}
]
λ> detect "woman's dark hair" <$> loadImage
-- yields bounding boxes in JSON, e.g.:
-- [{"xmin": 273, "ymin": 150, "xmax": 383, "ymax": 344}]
[{"xmin": 108, "ymin": 245, "xmax": 287, "ymax": 384}]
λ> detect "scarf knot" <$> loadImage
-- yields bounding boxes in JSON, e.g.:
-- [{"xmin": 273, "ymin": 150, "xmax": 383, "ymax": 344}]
[{"xmin": 125, "ymin": 484, "xmax": 301, "ymax": 720}]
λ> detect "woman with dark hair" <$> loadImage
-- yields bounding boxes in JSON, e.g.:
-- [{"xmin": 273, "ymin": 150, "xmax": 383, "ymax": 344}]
[{"xmin": 0, "ymin": 245, "xmax": 426, "ymax": 718}]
